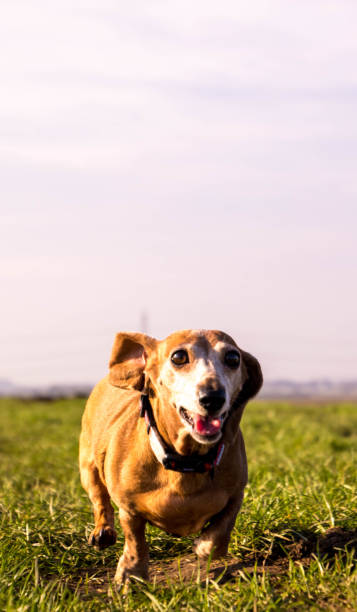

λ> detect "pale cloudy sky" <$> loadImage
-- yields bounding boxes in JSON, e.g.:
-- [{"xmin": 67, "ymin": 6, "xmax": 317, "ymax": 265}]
[{"xmin": 1, "ymin": 0, "xmax": 356, "ymax": 385}]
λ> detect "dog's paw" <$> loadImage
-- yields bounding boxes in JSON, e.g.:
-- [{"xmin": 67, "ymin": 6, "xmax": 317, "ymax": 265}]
[
  {"xmin": 88, "ymin": 525, "xmax": 117, "ymax": 550},
  {"xmin": 114, "ymin": 555, "xmax": 149, "ymax": 587},
  {"xmin": 193, "ymin": 536, "xmax": 215, "ymax": 559},
  {"xmin": 193, "ymin": 535, "xmax": 228, "ymax": 560}
]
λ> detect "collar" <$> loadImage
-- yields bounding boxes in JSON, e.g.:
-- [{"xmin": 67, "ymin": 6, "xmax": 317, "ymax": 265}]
[{"xmin": 140, "ymin": 394, "xmax": 225, "ymax": 476}]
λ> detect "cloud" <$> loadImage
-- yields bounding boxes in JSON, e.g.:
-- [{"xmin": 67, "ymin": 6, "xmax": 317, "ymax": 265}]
[{"xmin": 1, "ymin": 1, "xmax": 357, "ymax": 383}]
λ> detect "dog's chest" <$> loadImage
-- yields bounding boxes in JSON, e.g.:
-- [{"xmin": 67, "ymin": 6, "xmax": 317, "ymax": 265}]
[{"xmin": 133, "ymin": 481, "xmax": 229, "ymax": 536}]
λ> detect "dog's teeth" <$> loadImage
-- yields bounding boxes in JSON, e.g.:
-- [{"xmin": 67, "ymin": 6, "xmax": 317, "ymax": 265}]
[{"xmin": 180, "ymin": 407, "xmax": 194, "ymax": 428}]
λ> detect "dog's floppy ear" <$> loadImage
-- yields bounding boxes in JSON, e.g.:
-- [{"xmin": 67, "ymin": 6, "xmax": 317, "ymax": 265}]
[
  {"xmin": 235, "ymin": 350, "xmax": 263, "ymax": 406},
  {"xmin": 109, "ymin": 332, "xmax": 157, "ymax": 390}
]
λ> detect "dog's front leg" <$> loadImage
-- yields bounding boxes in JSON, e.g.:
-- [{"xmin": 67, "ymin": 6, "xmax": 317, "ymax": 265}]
[
  {"xmin": 193, "ymin": 491, "xmax": 244, "ymax": 560},
  {"xmin": 115, "ymin": 508, "xmax": 149, "ymax": 586}
]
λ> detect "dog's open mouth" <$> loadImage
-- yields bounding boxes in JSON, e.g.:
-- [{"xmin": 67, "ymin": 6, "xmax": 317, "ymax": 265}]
[{"xmin": 179, "ymin": 407, "xmax": 227, "ymax": 438}]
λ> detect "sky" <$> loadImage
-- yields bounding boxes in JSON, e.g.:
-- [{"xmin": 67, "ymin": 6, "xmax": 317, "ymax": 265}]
[{"xmin": 1, "ymin": 0, "xmax": 357, "ymax": 385}]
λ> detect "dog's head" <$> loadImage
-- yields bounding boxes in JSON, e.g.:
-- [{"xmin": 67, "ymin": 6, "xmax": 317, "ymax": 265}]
[{"xmin": 109, "ymin": 329, "xmax": 262, "ymax": 445}]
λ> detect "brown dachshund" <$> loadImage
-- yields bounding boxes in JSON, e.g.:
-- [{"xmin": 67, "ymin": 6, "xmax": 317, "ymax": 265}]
[{"xmin": 79, "ymin": 329, "xmax": 262, "ymax": 585}]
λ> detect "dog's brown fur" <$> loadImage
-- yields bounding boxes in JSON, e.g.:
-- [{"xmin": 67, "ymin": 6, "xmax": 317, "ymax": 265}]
[{"xmin": 79, "ymin": 329, "xmax": 262, "ymax": 584}]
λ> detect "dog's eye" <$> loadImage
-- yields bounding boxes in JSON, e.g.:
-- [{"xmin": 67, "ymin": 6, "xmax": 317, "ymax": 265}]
[
  {"xmin": 171, "ymin": 349, "xmax": 189, "ymax": 366},
  {"xmin": 224, "ymin": 350, "xmax": 240, "ymax": 369}
]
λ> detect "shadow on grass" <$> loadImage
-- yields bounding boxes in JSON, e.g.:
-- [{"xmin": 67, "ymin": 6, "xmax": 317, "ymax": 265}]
[
  {"xmin": 155, "ymin": 526, "xmax": 357, "ymax": 586},
  {"xmin": 63, "ymin": 526, "xmax": 357, "ymax": 594}
]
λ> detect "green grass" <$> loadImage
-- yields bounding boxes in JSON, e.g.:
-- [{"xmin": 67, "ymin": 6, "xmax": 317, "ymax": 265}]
[{"xmin": 0, "ymin": 397, "xmax": 356, "ymax": 610}]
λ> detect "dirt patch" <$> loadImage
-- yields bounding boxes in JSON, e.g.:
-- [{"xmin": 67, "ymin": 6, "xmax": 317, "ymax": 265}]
[
  {"xmin": 264, "ymin": 527, "xmax": 356, "ymax": 565},
  {"xmin": 67, "ymin": 527, "xmax": 356, "ymax": 592},
  {"xmin": 317, "ymin": 527, "xmax": 357, "ymax": 558},
  {"xmin": 151, "ymin": 527, "xmax": 357, "ymax": 585}
]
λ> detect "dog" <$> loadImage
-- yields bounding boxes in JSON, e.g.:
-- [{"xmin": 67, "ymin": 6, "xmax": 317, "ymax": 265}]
[{"xmin": 79, "ymin": 329, "xmax": 262, "ymax": 585}]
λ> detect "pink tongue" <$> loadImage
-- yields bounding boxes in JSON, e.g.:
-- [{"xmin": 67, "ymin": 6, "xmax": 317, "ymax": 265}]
[{"xmin": 194, "ymin": 414, "xmax": 221, "ymax": 436}]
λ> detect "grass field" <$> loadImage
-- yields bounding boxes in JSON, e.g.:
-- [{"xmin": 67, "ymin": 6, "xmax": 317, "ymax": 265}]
[{"xmin": 0, "ymin": 397, "xmax": 356, "ymax": 611}]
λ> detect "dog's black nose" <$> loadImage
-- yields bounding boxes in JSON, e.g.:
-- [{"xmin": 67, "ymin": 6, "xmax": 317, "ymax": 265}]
[{"xmin": 198, "ymin": 389, "xmax": 226, "ymax": 413}]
